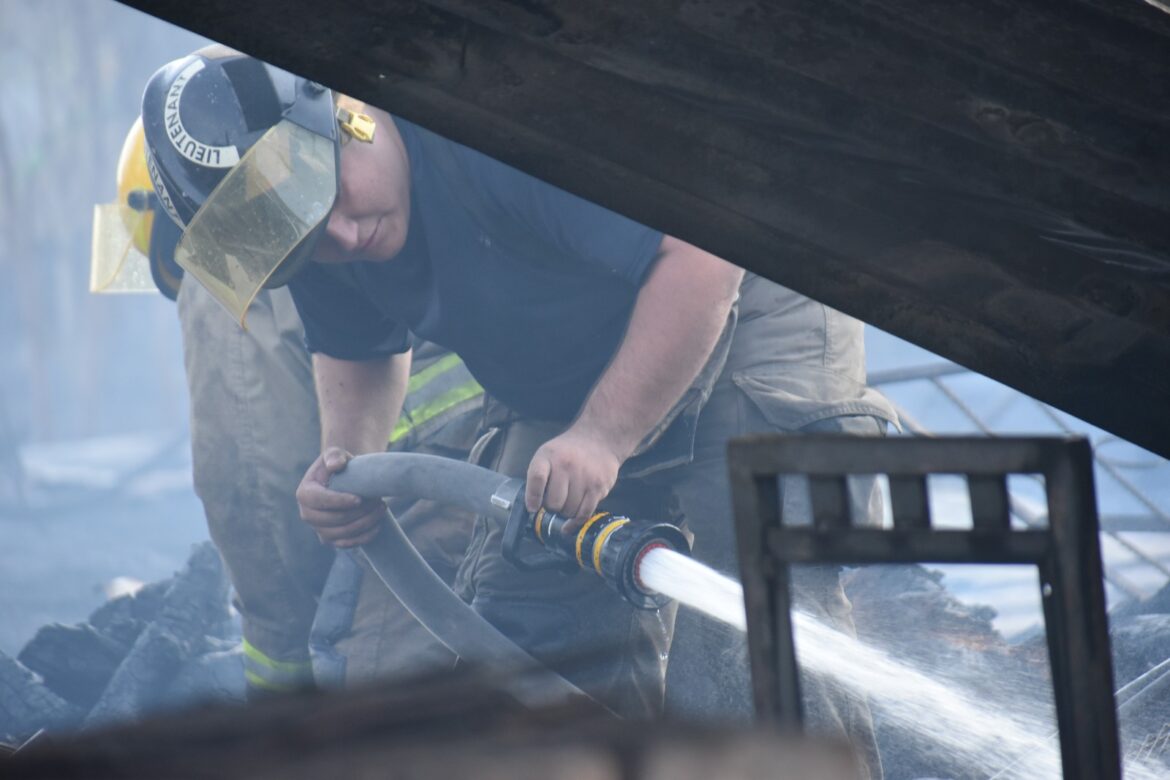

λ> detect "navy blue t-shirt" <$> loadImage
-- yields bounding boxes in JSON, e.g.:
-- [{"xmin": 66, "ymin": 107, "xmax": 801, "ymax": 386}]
[{"xmin": 288, "ymin": 119, "xmax": 663, "ymax": 422}]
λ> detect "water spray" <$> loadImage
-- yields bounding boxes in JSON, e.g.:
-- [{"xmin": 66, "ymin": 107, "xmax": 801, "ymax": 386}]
[{"xmin": 501, "ymin": 498, "xmax": 691, "ymax": 609}]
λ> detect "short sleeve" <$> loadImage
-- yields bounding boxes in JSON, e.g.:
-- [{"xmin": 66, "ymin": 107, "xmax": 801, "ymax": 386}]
[
  {"xmin": 286, "ymin": 262, "xmax": 412, "ymax": 360},
  {"xmin": 451, "ymin": 143, "xmax": 664, "ymax": 286}
]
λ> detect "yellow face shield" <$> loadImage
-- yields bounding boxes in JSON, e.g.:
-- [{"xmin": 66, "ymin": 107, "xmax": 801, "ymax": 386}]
[
  {"xmin": 174, "ymin": 119, "xmax": 338, "ymax": 326},
  {"xmin": 89, "ymin": 202, "xmax": 155, "ymax": 294}
]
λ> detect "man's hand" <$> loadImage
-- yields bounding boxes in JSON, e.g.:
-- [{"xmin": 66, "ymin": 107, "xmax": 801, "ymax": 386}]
[
  {"xmin": 525, "ymin": 425, "xmax": 625, "ymax": 527},
  {"xmin": 524, "ymin": 236, "xmax": 741, "ymax": 532},
  {"xmin": 296, "ymin": 446, "xmax": 385, "ymax": 548}
]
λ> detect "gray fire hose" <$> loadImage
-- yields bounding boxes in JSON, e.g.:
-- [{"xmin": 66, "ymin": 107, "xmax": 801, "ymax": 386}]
[{"xmin": 328, "ymin": 453, "xmax": 595, "ymax": 710}]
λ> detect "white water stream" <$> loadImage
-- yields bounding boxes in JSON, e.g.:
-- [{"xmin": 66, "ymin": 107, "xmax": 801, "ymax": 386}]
[
  {"xmin": 639, "ymin": 546, "xmax": 748, "ymax": 631},
  {"xmin": 638, "ymin": 547, "xmax": 1165, "ymax": 780}
]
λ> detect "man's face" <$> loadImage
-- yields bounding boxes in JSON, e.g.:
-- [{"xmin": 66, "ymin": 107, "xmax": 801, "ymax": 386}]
[{"xmin": 314, "ymin": 108, "xmax": 411, "ymax": 264}]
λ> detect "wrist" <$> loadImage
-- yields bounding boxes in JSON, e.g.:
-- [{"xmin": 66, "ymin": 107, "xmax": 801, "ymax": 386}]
[{"xmin": 569, "ymin": 413, "xmax": 639, "ymax": 463}]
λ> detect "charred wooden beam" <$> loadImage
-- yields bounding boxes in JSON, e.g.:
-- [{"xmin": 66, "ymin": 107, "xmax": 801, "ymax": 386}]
[
  {"xmin": 116, "ymin": 0, "xmax": 1170, "ymax": 455},
  {"xmin": 6, "ymin": 671, "xmax": 862, "ymax": 779}
]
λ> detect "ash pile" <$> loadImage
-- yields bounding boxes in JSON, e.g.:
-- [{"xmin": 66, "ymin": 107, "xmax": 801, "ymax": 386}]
[{"xmin": 0, "ymin": 542, "xmax": 242, "ymax": 747}]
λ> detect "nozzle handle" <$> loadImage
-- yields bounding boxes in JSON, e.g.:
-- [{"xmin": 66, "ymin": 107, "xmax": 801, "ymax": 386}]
[{"xmin": 500, "ymin": 490, "xmax": 578, "ymax": 572}]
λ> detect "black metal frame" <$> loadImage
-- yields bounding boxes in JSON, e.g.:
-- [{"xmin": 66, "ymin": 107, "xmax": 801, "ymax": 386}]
[{"xmin": 728, "ymin": 435, "xmax": 1119, "ymax": 780}]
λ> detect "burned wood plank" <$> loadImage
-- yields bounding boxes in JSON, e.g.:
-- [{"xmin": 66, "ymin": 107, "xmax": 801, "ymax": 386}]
[
  {"xmin": 84, "ymin": 543, "xmax": 231, "ymax": 728},
  {"xmin": 17, "ymin": 625, "xmax": 129, "ymax": 711},
  {"xmin": 849, "ymin": 0, "xmax": 1170, "ymax": 124},
  {"xmin": 0, "ymin": 653, "xmax": 82, "ymax": 742},
  {"xmin": 115, "ymin": 0, "xmax": 1170, "ymax": 455},
  {"xmin": 424, "ymin": 1, "xmax": 1170, "ymax": 240}
]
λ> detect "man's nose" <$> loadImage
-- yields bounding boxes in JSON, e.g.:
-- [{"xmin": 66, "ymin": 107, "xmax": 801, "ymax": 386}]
[{"xmin": 325, "ymin": 213, "xmax": 361, "ymax": 252}]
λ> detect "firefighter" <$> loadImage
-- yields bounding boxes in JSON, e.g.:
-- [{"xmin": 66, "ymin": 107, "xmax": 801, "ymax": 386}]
[
  {"xmin": 140, "ymin": 47, "xmax": 897, "ymax": 777},
  {"xmin": 92, "ymin": 116, "xmax": 484, "ymax": 695}
]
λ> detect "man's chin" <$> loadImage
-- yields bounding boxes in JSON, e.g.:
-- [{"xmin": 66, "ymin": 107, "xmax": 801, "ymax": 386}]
[
  {"xmin": 364, "ymin": 230, "xmax": 407, "ymax": 263},
  {"xmin": 310, "ymin": 251, "xmax": 353, "ymax": 266},
  {"xmin": 311, "ymin": 243, "xmax": 402, "ymax": 265},
  {"xmin": 310, "ymin": 225, "xmax": 406, "ymax": 265}
]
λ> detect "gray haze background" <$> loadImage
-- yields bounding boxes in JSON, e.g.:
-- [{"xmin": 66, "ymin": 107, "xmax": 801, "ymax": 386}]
[
  {"xmin": 0, "ymin": 0, "xmax": 205, "ymax": 442},
  {"xmin": 1, "ymin": 0, "xmax": 1167, "ymax": 658},
  {"xmin": 0, "ymin": 0, "xmax": 210, "ymax": 654}
]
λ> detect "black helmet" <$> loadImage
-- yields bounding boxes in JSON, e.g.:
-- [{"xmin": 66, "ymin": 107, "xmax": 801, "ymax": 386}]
[{"xmin": 140, "ymin": 46, "xmax": 373, "ymax": 324}]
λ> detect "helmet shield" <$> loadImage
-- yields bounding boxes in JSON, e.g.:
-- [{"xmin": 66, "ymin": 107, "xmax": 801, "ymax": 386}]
[
  {"xmin": 90, "ymin": 117, "xmax": 160, "ymax": 294},
  {"xmin": 174, "ymin": 118, "xmax": 338, "ymax": 325},
  {"xmin": 90, "ymin": 202, "xmax": 155, "ymax": 293}
]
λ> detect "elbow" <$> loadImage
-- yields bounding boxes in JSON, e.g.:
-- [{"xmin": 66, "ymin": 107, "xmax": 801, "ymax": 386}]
[{"xmin": 656, "ymin": 235, "xmax": 744, "ymax": 305}]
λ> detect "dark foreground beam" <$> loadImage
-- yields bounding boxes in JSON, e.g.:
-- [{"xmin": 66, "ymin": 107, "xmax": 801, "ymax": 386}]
[
  {"xmin": 6, "ymin": 673, "xmax": 861, "ymax": 779},
  {"xmin": 118, "ymin": 0, "xmax": 1170, "ymax": 455}
]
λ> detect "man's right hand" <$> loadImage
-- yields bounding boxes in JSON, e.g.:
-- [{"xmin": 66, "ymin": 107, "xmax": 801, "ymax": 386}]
[{"xmin": 296, "ymin": 446, "xmax": 385, "ymax": 548}]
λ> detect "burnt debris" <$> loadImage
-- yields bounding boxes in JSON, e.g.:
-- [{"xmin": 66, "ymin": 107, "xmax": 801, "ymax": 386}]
[{"xmin": 1, "ymin": 542, "xmax": 241, "ymax": 745}]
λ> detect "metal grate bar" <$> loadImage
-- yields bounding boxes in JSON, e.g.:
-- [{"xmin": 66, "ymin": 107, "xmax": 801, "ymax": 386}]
[
  {"xmin": 969, "ymin": 474, "xmax": 1011, "ymax": 531},
  {"xmin": 767, "ymin": 527, "xmax": 1051, "ymax": 564},
  {"xmin": 808, "ymin": 476, "xmax": 851, "ymax": 530},
  {"xmin": 730, "ymin": 434, "xmax": 1121, "ymax": 780},
  {"xmin": 889, "ymin": 475, "xmax": 932, "ymax": 529}
]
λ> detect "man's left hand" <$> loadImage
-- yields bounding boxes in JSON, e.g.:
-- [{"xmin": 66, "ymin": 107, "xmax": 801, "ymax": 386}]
[{"xmin": 525, "ymin": 426, "xmax": 625, "ymax": 527}]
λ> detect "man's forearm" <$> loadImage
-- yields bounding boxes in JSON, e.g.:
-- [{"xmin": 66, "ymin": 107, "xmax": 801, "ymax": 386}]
[
  {"xmin": 312, "ymin": 350, "xmax": 412, "ymax": 455},
  {"xmin": 575, "ymin": 237, "xmax": 743, "ymax": 457}
]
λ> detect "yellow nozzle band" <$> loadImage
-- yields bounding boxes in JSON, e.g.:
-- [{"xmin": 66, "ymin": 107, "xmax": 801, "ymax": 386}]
[
  {"xmin": 575, "ymin": 512, "xmax": 609, "ymax": 568},
  {"xmin": 593, "ymin": 517, "xmax": 630, "ymax": 574},
  {"xmin": 534, "ymin": 508, "xmax": 545, "ymax": 543}
]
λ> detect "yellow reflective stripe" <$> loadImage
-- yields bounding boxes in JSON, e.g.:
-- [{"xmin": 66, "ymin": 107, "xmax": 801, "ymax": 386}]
[
  {"xmin": 593, "ymin": 518, "xmax": 630, "ymax": 574},
  {"xmin": 407, "ymin": 353, "xmax": 464, "ymax": 394},
  {"xmin": 244, "ymin": 669, "xmax": 298, "ymax": 692},
  {"xmin": 390, "ymin": 378, "xmax": 484, "ymax": 444},
  {"xmin": 242, "ymin": 638, "xmax": 312, "ymax": 675}
]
